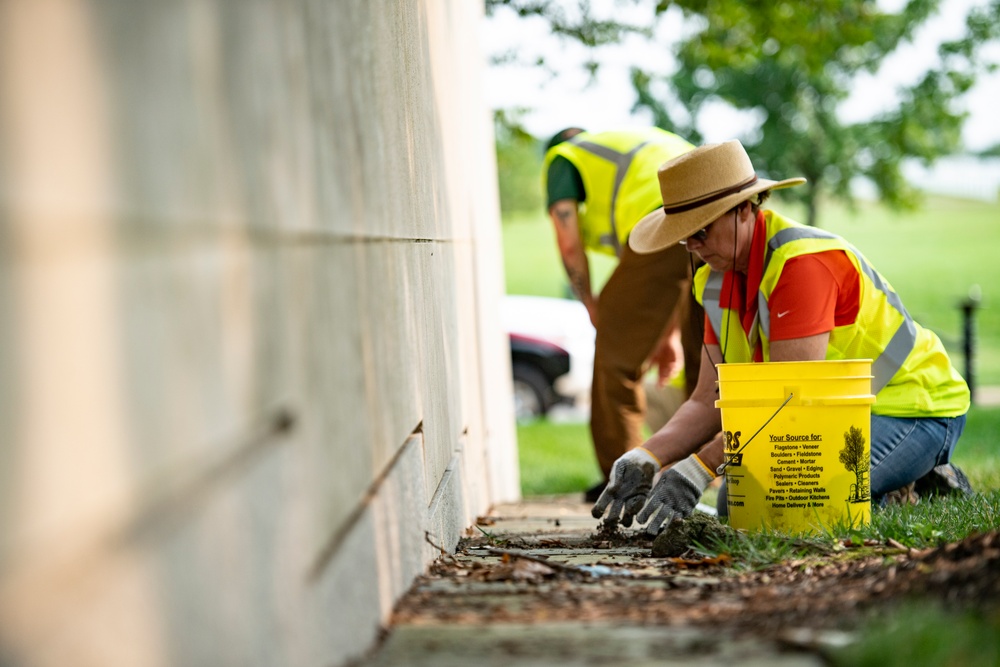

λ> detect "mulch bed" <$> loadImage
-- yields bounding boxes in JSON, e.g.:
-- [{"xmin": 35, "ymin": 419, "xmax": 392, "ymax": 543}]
[{"xmin": 393, "ymin": 529, "xmax": 1000, "ymax": 644}]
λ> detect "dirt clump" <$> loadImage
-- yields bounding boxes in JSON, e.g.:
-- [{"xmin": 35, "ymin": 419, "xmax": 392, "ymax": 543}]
[
  {"xmin": 651, "ymin": 512, "xmax": 730, "ymax": 557},
  {"xmin": 579, "ymin": 519, "xmax": 653, "ymax": 549}
]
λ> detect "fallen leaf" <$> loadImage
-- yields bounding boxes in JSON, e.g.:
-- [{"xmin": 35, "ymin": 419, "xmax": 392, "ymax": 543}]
[
  {"xmin": 538, "ymin": 539, "xmax": 568, "ymax": 547},
  {"xmin": 668, "ymin": 554, "xmax": 732, "ymax": 568},
  {"xmin": 484, "ymin": 559, "xmax": 556, "ymax": 582}
]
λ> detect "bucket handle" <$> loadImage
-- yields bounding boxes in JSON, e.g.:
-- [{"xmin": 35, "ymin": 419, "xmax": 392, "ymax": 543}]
[
  {"xmin": 715, "ymin": 394, "xmax": 876, "ymax": 408},
  {"xmin": 716, "ymin": 392, "xmax": 794, "ymax": 476}
]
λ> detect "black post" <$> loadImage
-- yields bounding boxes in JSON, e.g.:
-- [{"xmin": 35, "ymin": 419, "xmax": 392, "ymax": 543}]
[{"xmin": 961, "ymin": 285, "xmax": 982, "ymax": 405}]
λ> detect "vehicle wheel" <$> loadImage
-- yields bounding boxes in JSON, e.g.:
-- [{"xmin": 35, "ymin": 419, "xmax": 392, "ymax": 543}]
[{"xmin": 512, "ymin": 362, "xmax": 551, "ymax": 422}]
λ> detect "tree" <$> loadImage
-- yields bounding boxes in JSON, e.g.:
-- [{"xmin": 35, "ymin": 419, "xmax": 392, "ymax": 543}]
[
  {"xmin": 494, "ymin": 109, "xmax": 545, "ymax": 215},
  {"xmin": 485, "ymin": 1, "xmax": 653, "ymax": 218},
  {"xmin": 634, "ymin": 0, "xmax": 1000, "ymax": 226},
  {"xmin": 839, "ymin": 425, "xmax": 870, "ymax": 502},
  {"xmin": 486, "ymin": 0, "xmax": 1000, "ymax": 225},
  {"xmin": 485, "ymin": 0, "xmax": 650, "ymax": 50}
]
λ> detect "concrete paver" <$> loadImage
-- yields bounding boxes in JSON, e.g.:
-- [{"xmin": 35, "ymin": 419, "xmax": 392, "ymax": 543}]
[
  {"xmin": 366, "ymin": 623, "xmax": 823, "ymax": 667},
  {"xmin": 360, "ymin": 496, "xmax": 823, "ymax": 667}
]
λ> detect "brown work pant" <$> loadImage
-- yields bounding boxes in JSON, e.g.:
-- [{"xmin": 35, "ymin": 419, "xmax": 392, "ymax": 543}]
[{"xmin": 590, "ymin": 242, "xmax": 704, "ymax": 478}]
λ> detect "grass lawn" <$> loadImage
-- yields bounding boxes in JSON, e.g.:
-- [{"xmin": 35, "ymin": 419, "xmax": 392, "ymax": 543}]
[{"xmin": 516, "ymin": 419, "xmax": 600, "ymax": 497}]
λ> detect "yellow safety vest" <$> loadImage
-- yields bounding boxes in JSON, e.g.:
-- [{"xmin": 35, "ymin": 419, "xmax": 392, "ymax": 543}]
[
  {"xmin": 542, "ymin": 128, "xmax": 694, "ymax": 257},
  {"xmin": 693, "ymin": 210, "xmax": 969, "ymax": 418}
]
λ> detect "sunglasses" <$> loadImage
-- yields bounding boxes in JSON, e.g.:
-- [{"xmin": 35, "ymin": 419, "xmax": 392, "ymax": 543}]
[
  {"xmin": 679, "ymin": 227, "xmax": 709, "ymax": 246},
  {"xmin": 678, "ymin": 207, "xmax": 742, "ymax": 246}
]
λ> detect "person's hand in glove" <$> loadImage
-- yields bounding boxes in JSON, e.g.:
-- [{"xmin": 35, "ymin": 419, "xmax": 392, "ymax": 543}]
[
  {"xmin": 591, "ymin": 447, "xmax": 662, "ymax": 527},
  {"xmin": 637, "ymin": 454, "xmax": 716, "ymax": 535}
]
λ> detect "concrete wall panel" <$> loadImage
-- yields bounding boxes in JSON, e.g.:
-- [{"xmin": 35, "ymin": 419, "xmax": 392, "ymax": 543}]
[
  {"xmin": 411, "ymin": 241, "xmax": 464, "ymax": 497},
  {"xmin": 0, "ymin": 0, "xmax": 517, "ymax": 665},
  {"xmin": 359, "ymin": 241, "xmax": 427, "ymax": 469}
]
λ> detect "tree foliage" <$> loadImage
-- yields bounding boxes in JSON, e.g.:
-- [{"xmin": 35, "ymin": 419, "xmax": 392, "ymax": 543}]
[
  {"xmin": 487, "ymin": 0, "xmax": 1000, "ymax": 225},
  {"xmin": 637, "ymin": 0, "xmax": 1000, "ymax": 225},
  {"xmin": 494, "ymin": 109, "xmax": 545, "ymax": 215},
  {"xmin": 485, "ymin": 0, "xmax": 650, "ymax": 48}
]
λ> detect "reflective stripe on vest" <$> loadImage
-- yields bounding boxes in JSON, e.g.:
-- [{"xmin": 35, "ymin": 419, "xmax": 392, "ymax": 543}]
[
  {"xmin": 543, "ymin": 129, "xmax": 694, "ymax": 257},
  {"xmin": 572, "ymin": 139, "xmax": 650, "ymax": 256},
  {"xmin": 700, "ymin": 223, "xmax": 916, "ymax": 393},
  {"xmin": 759, "ymin": 225, "xmax": 917, "ymax": 393},
  {"xmin": 701, "ymin": 271, "xmax": 758, "ymax": 363}
]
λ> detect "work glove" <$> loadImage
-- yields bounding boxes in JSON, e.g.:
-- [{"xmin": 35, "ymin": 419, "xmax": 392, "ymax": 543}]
[
  {"xmin": 637, "ymin": 454, "xmax": 715, "ymax": 535},
  {"xmin": 591, "ymin": 447, "xmax": 661, "ymax": 527}
]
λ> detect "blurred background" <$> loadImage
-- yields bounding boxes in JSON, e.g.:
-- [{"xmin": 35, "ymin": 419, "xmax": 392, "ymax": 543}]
[{"xmin": 482, "ymin": 0, "xmax": 1000, "ymax": 496}]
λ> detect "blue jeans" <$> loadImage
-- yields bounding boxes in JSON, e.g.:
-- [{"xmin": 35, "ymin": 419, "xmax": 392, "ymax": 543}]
[
  {"xmin": 869, "ymin": 413, "xmax": 966, "ymax": 502},
  {"xmin": 716, "ymin": 413, "xmax": 967, "ymax": 514}
]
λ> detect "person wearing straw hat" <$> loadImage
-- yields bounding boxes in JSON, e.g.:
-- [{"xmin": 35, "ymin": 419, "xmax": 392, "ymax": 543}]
[
  {"xmin": 542, "ymin": 127, "xmax": 706, "ymax": 503},
  {"xmin": 592, "ymin": 139, "xmax": 972, "ymax": 533}
]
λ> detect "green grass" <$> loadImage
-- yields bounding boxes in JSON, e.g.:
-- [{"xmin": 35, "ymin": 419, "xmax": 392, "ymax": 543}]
[
  {"xmin": 517, "ymin": 419, "xmax": 602, "ymax": 496},
  {"xmin": 952, "ymin": 404, "xmax": 1000, "ymax": 491},
  {"xmin": 692, "ymin": 489, "xmax": 1000, "ymax": 565},
  {"xmin": 864, "ymin": 490, "xmax": 1000, "ymax": 546},
  {"xmin": 829, "ymin": 605, "xmax": 1000, "ymax": 667},
  {"xmin": 502, "ymin": 210, "xmax": 617, "ymax": 299}
]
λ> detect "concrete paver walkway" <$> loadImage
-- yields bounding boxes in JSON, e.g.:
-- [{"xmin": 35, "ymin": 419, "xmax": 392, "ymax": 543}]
[{"xmin": 361, "ymin": 497, "xmax": 824, "ymax": 667}]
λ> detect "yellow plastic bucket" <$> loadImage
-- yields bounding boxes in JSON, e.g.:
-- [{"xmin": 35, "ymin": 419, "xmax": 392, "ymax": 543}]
[{"xmin": 715, "ymin": 360, "xmax": 875, "ymax": 534}]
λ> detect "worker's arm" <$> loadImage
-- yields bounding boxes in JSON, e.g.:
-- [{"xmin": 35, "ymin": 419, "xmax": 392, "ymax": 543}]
[
  {"xmin": 640, "ymin": 342, "xmax": 725, "ymax": 469},
  {"xmin": 637, "ymin": 332, "xmax": 831, "ymax": 508},
  {"xmin": 593, "ymin": 332, "xmax": 836, "ymax": 531},
  {"xmin": 548, "ymin": 199, "xmax": 597, "ymax": 326},
  {"xmin": 592, "ymin": 343, "xmax": 724, "ymax": 527},
  {"xmin": 645, "ymin": 302, "xmax": 684, "ymax": 386},
  {"xmin": 647, "ymin": 332, "xmax": 830, "ymax": 470},
  {"xmin": 769, "ymin": 332, "xmax": 830, "ymax": 361}
]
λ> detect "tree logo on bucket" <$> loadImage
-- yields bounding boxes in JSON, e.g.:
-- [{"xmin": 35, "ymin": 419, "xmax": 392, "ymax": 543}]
[{"xmin": 840, "ymin": 425, "xmax": 871, "ymax": 503}]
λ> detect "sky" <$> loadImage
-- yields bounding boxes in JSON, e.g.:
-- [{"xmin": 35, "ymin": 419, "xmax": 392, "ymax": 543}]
[{"xmin": 481, "ymin": 0, "xmax": 1000, "ymax": 153}]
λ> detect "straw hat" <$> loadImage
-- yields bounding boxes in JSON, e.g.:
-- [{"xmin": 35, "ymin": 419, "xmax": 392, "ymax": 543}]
[{"xmin": 629, "ymin": 140, "xmax": 806, "ymax": 254}]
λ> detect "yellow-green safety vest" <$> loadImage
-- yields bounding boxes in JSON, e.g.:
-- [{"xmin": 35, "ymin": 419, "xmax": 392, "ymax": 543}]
[
  {"xmin": 693, "ymin": 210, "xmax": 969, "ymax": 418},
  {"xmin": 542, "ymin": 128, "xmax": 694, "ymax": 257}
]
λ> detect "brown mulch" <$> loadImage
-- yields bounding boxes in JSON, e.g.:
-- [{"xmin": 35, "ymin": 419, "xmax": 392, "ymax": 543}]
[{"xmin": 393, "ymin": 529, "xmax": 1000, "ymax": 642}]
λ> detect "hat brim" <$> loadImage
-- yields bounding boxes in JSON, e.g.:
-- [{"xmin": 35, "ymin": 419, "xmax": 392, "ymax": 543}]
[{"xmin": 629, "ymin": 177, "xmax": 806, "ymax": 254}]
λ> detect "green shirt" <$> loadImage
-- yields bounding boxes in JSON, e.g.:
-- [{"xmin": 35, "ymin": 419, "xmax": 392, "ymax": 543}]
[{"xmin": 546, "ymin": 155, "xmax": 585, "ymax": 207}]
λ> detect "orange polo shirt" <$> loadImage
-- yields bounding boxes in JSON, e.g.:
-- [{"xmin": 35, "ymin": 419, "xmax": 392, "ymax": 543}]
[{"xmin": 704, "ymin": 212, "xmax": 861, "ymax": 360}]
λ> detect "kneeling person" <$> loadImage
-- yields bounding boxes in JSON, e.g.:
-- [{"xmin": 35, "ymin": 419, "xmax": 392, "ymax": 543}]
[{"xmin": 593, "ymin": 140, "xmax": 970, "ymax": 533}]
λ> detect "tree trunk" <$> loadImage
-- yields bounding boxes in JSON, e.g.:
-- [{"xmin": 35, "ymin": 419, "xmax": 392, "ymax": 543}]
[{"xmin": 806, "ymin": 192, "xmax": 819, "ymax": 227}]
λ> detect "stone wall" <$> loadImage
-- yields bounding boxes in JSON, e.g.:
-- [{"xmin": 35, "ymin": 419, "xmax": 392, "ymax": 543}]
[{"xmin": 0, "ymin": 1, "xmax": 518, "ymax": 665}]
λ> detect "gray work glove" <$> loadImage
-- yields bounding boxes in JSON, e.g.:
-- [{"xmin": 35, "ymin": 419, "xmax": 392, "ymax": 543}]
[
  {"xmin": 591, "ymin": 447, "xmax": 661, "ymax": 527},
  {"xmin": 637, "ymin": 454, "xmax": 715, "ymax": 535}
]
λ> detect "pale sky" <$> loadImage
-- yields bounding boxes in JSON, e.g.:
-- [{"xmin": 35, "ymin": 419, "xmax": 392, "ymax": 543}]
[{"xmin": 481, "ymin": 0, "xmax": 1000, "ymax": 152}]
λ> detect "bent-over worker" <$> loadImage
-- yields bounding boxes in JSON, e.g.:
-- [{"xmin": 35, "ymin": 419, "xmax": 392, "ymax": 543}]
[
  {"xmin": 543, "ymin": 127, "xmax": 704, "ymax": 502},
  {"xmin": 593, "ymin": 140, "xmax": 971, "ymax": 533}
]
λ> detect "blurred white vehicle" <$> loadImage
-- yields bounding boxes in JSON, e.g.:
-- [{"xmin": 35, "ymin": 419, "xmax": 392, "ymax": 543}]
[{"xmin": 502, "ymin": 295, "xmax": 595, "ymax": 421}]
